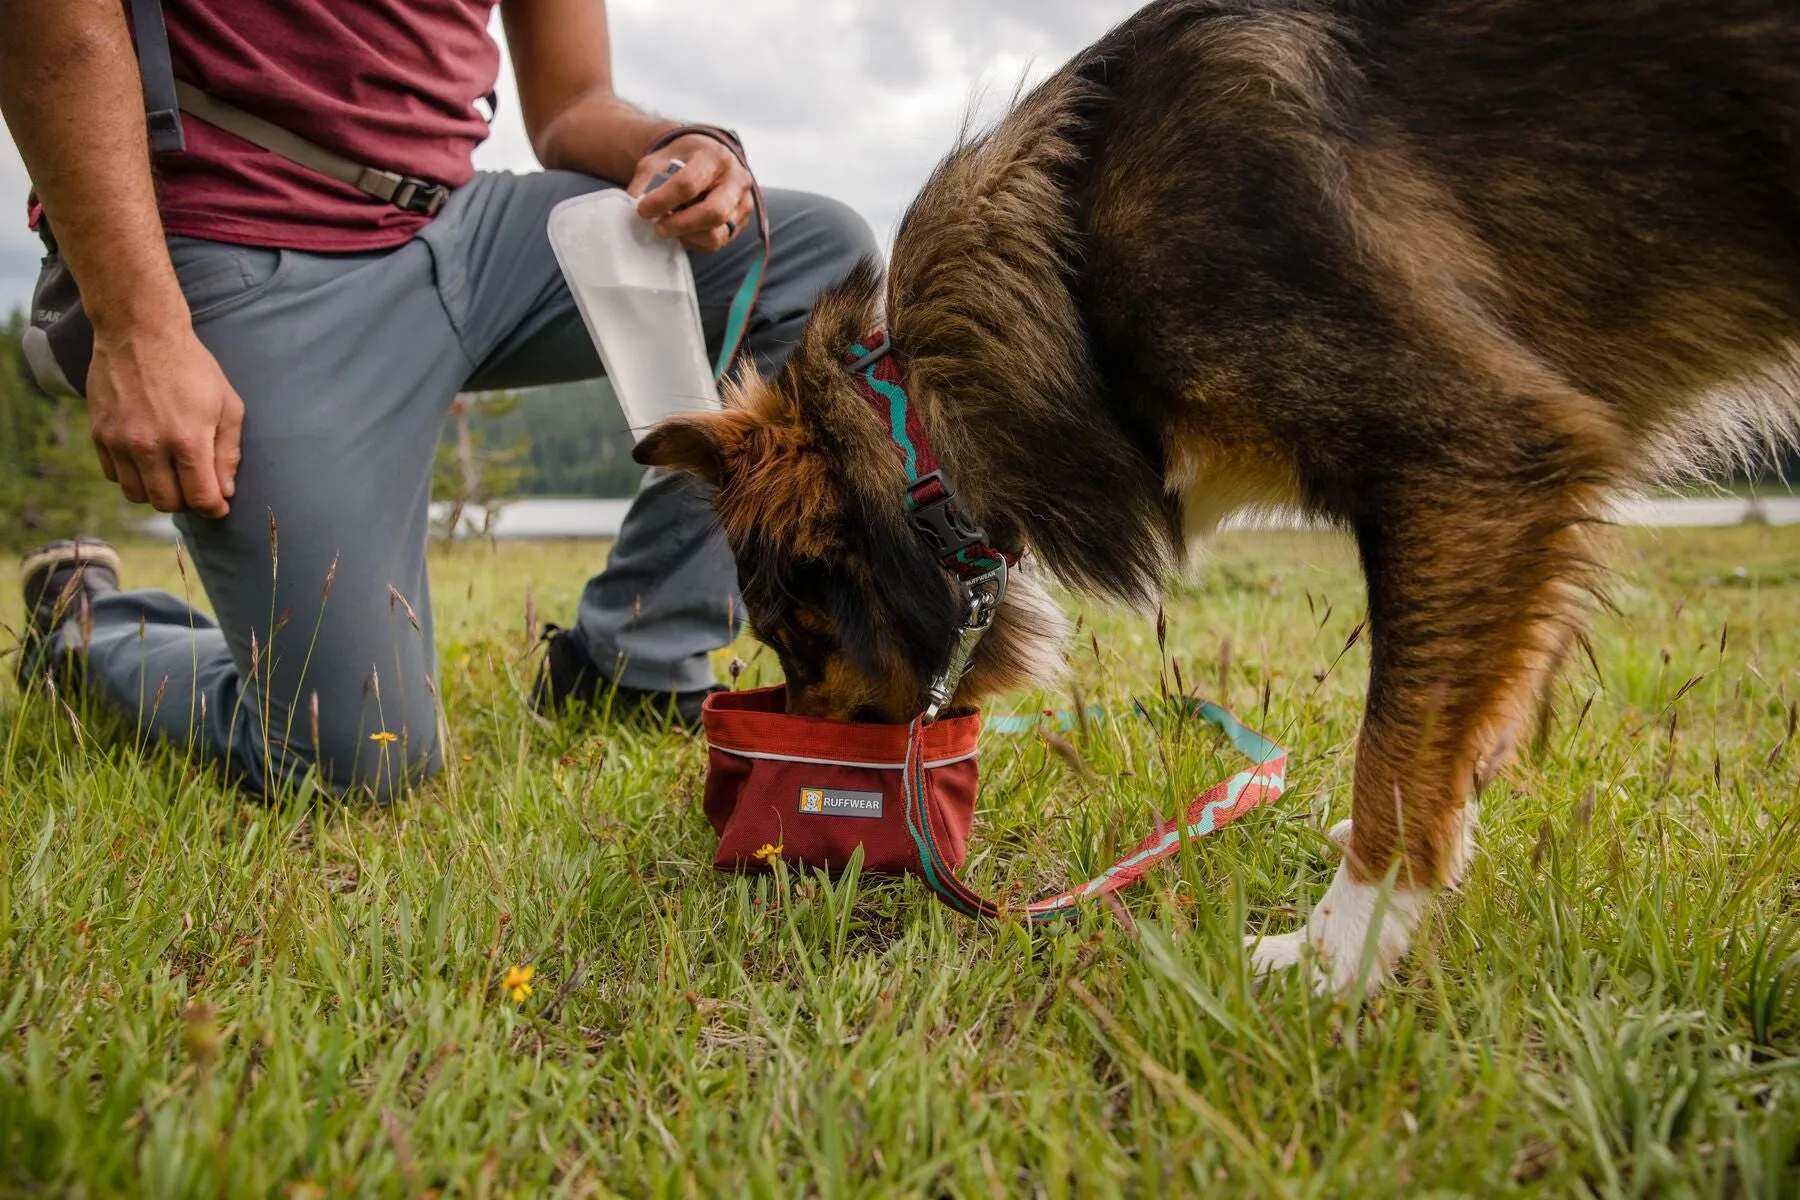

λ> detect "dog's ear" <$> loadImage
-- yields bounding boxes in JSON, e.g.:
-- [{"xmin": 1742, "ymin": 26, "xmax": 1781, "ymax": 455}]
[{"xmin": 633, "ymin": 415, "xmax": 728, "ymax": 485}]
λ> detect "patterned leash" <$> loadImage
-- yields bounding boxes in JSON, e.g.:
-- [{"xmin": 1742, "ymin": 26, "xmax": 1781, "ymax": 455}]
[{"xmin": 902, "ymin": 699, "xmax": 1288, "ymax": 920}]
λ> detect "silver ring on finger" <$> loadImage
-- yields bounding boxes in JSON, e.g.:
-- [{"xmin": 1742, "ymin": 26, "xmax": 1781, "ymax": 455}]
[{"xmin": 725, "ymin": 218, "xmax": 736, "ymax": 237}]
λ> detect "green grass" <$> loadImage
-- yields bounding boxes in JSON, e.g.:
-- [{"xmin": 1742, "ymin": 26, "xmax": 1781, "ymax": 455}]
[{"xmin": 3, "ymin": 527, "xmax": 1799, "ymax": 1197}]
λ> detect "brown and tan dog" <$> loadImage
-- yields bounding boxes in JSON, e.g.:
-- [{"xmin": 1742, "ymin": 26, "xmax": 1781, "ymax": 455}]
[{"xmin": 636, "ymin": 0, "xmax": 1800, "ymax": 991}]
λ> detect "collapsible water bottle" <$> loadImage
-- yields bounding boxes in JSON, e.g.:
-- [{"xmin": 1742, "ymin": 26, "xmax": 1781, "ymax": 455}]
[{"xmin": 546, "ymin": 184, "xmax": 719, "ymax": 441}]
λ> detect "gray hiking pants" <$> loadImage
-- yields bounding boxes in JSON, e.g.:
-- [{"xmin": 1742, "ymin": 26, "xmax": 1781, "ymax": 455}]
[{"xmin": 36, "ymin": 170, "xmax": 875, "ymax": 798}]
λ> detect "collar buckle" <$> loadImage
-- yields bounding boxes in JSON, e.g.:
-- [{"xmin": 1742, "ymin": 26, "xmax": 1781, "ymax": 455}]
[
  {"xmin": 907, "ymin": 470, "xmax": 988, "ymax": 561},
  {"xmin": 841, "ymin": 329, "xmax": 1015, "ymax": 723}
]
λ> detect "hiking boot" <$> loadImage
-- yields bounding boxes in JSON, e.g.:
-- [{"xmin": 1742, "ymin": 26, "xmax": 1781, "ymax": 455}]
[
  {"xmin": 531, "ymin": 624, "xmax": 719, "ymax": 731},
  {"xmin": 17, "ymin": 538, "xmax": 121, "ymax": 687}
]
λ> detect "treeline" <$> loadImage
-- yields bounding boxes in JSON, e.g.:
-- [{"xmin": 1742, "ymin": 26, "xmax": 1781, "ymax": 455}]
[
  {"xmin": 0, "ymin": 305, "xmax": 649, "ymax": 553},
  {"xmin": 450, "ymin": 379, "xmax": 644, "ymax": 498},
  {"xmin": 4, "ymin": 298, "xmax": 1799, "ymax": 551}
]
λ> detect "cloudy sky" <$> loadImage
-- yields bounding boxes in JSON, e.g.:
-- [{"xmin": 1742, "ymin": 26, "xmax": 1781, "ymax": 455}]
[{"xmin": 0, "ymin": 0, "xmax": 1144, "ymax": 314}]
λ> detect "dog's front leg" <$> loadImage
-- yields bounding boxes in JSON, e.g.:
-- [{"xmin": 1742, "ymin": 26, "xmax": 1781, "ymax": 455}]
[
  {"xmin": 1247, "ymin": 476, "xmax": 1596, "ymax": 994},
  {"xmin": 1246, "ymin": 801, "xmax": 1477, "ymax": 995}
]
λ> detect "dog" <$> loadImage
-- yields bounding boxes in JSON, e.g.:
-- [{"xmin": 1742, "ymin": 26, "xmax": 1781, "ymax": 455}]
[{"xmin": 635, "ymin": 0, "xmax": 1800, "ymax": 993}]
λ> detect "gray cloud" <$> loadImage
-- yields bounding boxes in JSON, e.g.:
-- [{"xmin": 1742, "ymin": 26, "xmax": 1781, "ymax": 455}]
[{"xmin": 0, "ymin": 1, "xmax": 1143, "ymax": 314}]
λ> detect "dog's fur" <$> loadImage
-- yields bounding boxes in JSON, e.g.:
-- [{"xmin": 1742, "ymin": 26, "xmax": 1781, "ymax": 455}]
[{"xmin": 637, "ymin": 0, "xmax": 1800, "ymax": 991}]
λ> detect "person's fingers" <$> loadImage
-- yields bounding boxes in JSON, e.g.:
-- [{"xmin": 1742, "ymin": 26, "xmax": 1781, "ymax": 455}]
[
  {"xmin": 658, "ymin": 176, "xmax": 749, "ymax": 243},
  {"xmin": 726, "ymin": 188, "xmax": 756, "ymax": 243},
  {"xmin": 636, "ymin": 150, "xmax": 725, "ymax": 220},
  {"xmin": 173, "ymin": 434, "xmax": 227, "ymax": 519},
  {"xmin": 134, "ymin": 450, "xmax": 188, "ymax": 514},
  {"xmin": 215, "ymin": 386, "xmax": 245, "ymax": 502},
  {"xmin": 110, "ymin": 451, "xmax": 149, "ymax": 506},
  {"xmin": 93, "ymin": 440, "xmax": 120, "ymax": 484},
  {"xmin": 679, "ymin": 223, "xmax": 733, "ymax": 253},
  {"xmin": 688, "ymin": 186, "xmax": 755, "ymax": 250}
]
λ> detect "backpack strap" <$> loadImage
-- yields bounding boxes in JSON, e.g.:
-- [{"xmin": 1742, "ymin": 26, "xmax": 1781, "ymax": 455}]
[
  {"xmin": 172, "ymin": 80, "xmax": 451, "ymax": 215},
  {"xmin": 901, "ymin": 699, "xmax": 1288, "ymax": 921},
  {"xmin": 124, "ymin": 0, "xmax": 450, "ymax": 213},
  {"xmin": 126, "ymin": 0, "xmax": 185, "ymax": 152}
]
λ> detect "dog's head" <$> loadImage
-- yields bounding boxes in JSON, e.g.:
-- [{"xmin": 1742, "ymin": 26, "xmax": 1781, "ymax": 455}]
[{"xmin": 634, "ymin": 260, "xmax": 1068, "ymax": 722}]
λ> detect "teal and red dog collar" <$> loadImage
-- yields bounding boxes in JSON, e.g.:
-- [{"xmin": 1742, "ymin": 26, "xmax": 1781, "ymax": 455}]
[
  {"xmin": 844, "ymin": 329, "xmax": 1015, "ymax": 721},
  {"xmin": 843, "ymin": 330, "xmax": 1018, "ymax": 582}
]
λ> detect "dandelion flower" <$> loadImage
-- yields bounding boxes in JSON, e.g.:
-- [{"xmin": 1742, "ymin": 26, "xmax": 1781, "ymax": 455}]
[
  {"xmin": 369, "ymin": 730, "xmax": 399, "ymax": 745},
  {"xmin": 752, "ymin": 842, "xmax": 782, "ymax": 862},
  {"xmin": 502, "ymin": 964, "xmax": 535, "ymax": 1004}
]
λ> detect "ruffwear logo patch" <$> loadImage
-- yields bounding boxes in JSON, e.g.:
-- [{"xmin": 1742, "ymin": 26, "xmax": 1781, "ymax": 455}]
[{"xmin": 798, "ymin": 786, "xmax": 883, "ymax": 819}]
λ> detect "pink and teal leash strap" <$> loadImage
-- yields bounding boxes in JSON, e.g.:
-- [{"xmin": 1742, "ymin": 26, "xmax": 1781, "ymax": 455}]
[{"xmin": 902, "ymin": 700, "xmax": 1288, "ymax": 921}]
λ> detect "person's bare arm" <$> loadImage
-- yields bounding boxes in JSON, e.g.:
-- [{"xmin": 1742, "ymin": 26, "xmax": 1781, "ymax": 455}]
[
  {"xmin": 0, "ymin": 0, "xmax": 242, "ymax": 516},
  {"xmin": 501, "ymin": 0, "xmax": 753, "ymax": 251}
]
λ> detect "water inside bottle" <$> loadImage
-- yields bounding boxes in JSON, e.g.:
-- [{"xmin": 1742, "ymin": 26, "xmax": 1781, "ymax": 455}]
[{"xmin": 577, "ymin": 284, "xmax": 719, "ymax": 436}]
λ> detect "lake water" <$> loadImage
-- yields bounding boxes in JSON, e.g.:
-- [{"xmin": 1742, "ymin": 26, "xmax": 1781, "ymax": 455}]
[
  {"xmin": 1217, "ymin": 494, "xmax": 1800, "ymax": 532},
  {"xmin": 138, "ymin": 494, "xmax": 1800, "ymax": 543}
]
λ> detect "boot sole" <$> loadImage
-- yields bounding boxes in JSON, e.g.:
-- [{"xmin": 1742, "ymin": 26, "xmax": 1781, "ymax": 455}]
[{"xmin": 20, "ymin": 539, "xmax": 122, "ymax": 587}]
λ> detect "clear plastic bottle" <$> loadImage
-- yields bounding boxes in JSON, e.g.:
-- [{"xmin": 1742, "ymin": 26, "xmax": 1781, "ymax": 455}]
[{"xmin": 546, "ymin": 188, "xmax": 719, "ymax": 441}]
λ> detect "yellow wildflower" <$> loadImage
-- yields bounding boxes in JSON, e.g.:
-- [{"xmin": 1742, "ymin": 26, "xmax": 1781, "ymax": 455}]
[
  {"xmin": 501, "ymin": 964, "xmax": 535, "ymax": 1004},
  {"xmin": 369, "ymin": 730, "xmax": 399, "ymax": 745},
  {"xmin": 752, "ymin": 842, "xmax": 782, "ymax": 862}
]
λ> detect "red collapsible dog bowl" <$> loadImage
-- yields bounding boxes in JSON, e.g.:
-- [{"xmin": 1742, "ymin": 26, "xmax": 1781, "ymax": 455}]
[{"xmin": 699, "ymin": 684, "xmax": 982, "ymax": 874}]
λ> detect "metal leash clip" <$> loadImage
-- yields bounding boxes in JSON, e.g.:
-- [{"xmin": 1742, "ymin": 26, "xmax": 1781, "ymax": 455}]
[{"xmin": 923, "ymin": 561, "xmax": 1008, "ymax": 723}]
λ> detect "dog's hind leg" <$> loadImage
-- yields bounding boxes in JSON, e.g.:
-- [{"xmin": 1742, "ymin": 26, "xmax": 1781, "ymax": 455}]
[{"xmin": 1249, "ymin": 468, "xmax": 1602, "ymax": 994}]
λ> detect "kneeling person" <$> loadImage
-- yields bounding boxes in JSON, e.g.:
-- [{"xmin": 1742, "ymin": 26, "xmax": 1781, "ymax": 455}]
[{"xmin": 4, "ymin": 0, "xmax": 875, "ymax": 797}]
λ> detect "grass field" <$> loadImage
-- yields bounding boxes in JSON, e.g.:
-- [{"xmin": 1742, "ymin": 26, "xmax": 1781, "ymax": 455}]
[{"xmin": 3, "ymin": 527, "xmax": 1798, "ymax": 1197}]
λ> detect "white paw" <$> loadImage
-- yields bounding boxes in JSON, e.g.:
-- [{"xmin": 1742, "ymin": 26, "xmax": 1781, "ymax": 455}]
[
  {"xmin": 1246, "ymin": 862, "xmax": 1434, "ymax": 996},
  {"xmin": 1326, "ymin": 818, "xmax": 1354, "ymax": 855},
  {"xmin": 1246, "ymin": 929, "xmax": 1308, "ymax": 974}
]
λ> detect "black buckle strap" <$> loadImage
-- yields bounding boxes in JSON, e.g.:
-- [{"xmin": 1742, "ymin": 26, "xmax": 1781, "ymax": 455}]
[
  {"xmin": 145, "ymin": 109, "xmax": 185, "ymax": 154},
  {"xmin": 129, "ymin": 0, "xmax": 186, "ymax": 153},
  {"xmin": 392, "ymin": 178, "xmax": 450, "ymax": 216},
  {"xmin": 907, "ymin": 471, "xmax": 989, "ymax": 561}
]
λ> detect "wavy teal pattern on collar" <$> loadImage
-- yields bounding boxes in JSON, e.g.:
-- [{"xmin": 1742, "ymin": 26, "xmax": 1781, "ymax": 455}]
[{"xmin": 848, "ymin": 339, "xmax": 919, "ymax": 481}]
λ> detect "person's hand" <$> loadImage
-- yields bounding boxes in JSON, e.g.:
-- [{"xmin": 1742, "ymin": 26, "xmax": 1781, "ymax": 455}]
[
  {"xmin": 85, "ymin": 314, "xmax": 244, "ymax": 518},
  {"xmin": 627, "ymin": 131, "xmax": 754, "ymax": 253}
]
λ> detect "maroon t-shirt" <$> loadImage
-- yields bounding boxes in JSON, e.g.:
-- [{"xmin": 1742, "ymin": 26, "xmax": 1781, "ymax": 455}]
[{"xmin": 156, "ymin": 0, "xmax": 501, "ymax": 251}]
